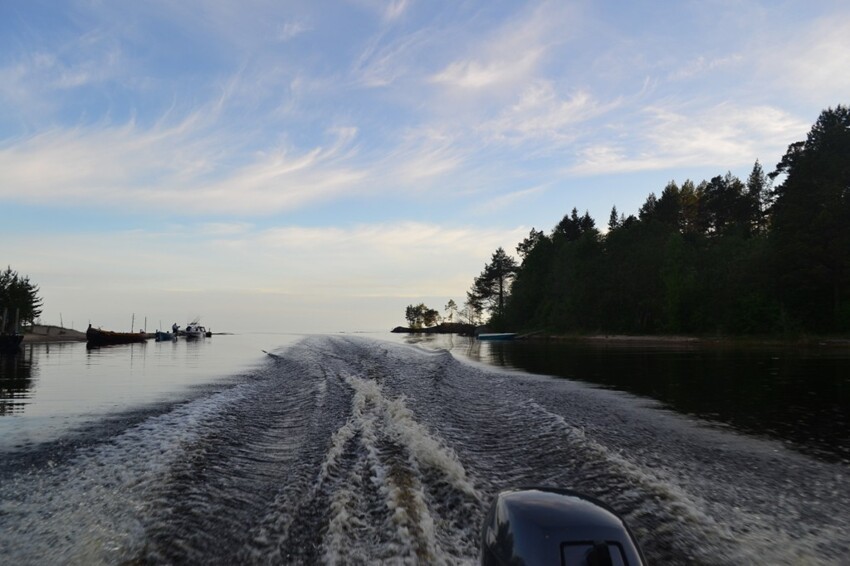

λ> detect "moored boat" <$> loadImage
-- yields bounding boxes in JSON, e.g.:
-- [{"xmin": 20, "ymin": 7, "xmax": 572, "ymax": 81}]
[
  {"xmin": 184, "ymin": 321, "xmax": 208, "ymax": 339},
  {"xmin": 155, "ymin": 330, "xmax": 175, "ymax": 342},
  {"xmin": 86, "ymin": 324, "xmax": 148, "ymax": 346},
  {"xmin": 477, "ymin": 332, "xmax": 517, "ymax": 341}
]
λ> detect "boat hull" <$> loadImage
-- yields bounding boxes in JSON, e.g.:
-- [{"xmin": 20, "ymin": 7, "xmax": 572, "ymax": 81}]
[
  {"xmin": 86, "ymin": 326, "xmax": 148, "ymax": 346},
  {"xmin": 477, "ymin": 333, "xmax": 517, "ymax": 341},
  {"xmin": 155, "ymin": 331, "xmax": 175, "ymax": 342},
  {"xmin": 183, "ymin": 323, "xmax": 208, "ymax": 339}
]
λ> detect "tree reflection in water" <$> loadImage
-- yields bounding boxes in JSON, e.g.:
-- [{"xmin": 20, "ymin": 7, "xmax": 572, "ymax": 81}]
[{"xmin": 0, "ymin": 346, "xmax": 35, "ymax": 416}]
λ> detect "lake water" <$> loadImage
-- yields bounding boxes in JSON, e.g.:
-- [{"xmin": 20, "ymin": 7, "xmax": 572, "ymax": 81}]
[
  {"xmin": 0, "ymin": 333, "xmax": 301, "ymax": 451},
  {"xmin": 1, "ymin": 333, "xmax": 848, "ymax": 564},
  {"xmin": 394, "ymin": 333, "xmax": 850, "ymax": 463}
]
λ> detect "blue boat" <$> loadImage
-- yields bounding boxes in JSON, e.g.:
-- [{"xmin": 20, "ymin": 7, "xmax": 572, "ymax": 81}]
[
  {"xmin": 155, "ymin": 330, "xmax": 175, "ymax": 342},
  {"xmin": 476, "ymin": 333, "xmax": 517, "ymax": 341}
]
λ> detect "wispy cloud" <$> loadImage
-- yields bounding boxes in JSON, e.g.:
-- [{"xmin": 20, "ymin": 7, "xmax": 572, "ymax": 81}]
[
  {"xmin": 570, "ymin": 103, "xmax": 809, "ymax": 175},
  {"xmin": 668, "ymin": 54, "xmax": 744, "ymax": 81},
  {"xmin": 384, "ymin": 0, "xmax": 411, "ymax": 22},
  {"xmin": 429, "ymin": 2, "xmax": 572, "ymax": 93},
  {"xmin": 0, "ymin": 102, "xmax": 475, "ymax": 215},
  {"xmin": 277, "ymin": 19, "xmax": 311, "ymax": 41},
  {"xmin": 768, "ymin": 16, "xmax": 850, "ymax": 102},
  {"xmin": 472, "ymin": 184, "xmax": 549, "ymax": 215},
  {"xmin": 482, "ymin": 82, "xmax": 619, "ymax": 147},
  {"xmin": 0, "ymin": 46, "xmax": 123, "ymax": 121},
  {"xmin": 350, "ymin": 28, "xmax": 432, "ymax": 88},
  {"xmin": 431, "ymin": 48, "xmax": 543, "ymax": 90},
  {"xmin": 346, "ymin": 0, "xmax": 413, "ymax": 24},
  {"xmin": 1, "ymin": 122, "xmax": 320, "ymax": 212},
  {"xmin": 380, "ymin": 126, "xmax": 465, "ymax": 185}
]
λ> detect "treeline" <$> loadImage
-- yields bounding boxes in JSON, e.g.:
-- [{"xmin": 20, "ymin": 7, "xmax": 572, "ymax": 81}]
[{"xmin": 471, "ymin": 105, "xmax": 850, "ymax": 336}]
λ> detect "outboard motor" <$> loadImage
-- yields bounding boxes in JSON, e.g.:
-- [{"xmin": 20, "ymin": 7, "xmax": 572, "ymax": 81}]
[{"xmin": 480, "ymin": 487, "xmax": 645, "ymax": 566}]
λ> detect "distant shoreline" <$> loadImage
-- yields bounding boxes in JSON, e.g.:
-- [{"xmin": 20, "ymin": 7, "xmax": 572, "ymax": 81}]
[
  {"xmin": 20, "ymin": 324, "xmax": 850, "ymax": 348},
  {"xmin": 18, "ymin": 325, "xmax": 237, "ymax": 344},
  {"xmin": 552, "ymin": 333, "xmax": 850, "ymax": 348},
  {"xmin": 392, "ymin": 326, "xmax": 850, "ymax": 348}
]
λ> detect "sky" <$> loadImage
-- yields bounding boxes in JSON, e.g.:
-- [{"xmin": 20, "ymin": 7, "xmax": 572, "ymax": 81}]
[{"xmin": 1, "ymin": 0, "xmax": 848, "ymax": 333}]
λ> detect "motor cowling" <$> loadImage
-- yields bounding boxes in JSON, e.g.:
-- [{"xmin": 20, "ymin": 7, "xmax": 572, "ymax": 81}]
[{"xmin": 480, "ymin": 487, "xmax": 645, "ymax": 566}]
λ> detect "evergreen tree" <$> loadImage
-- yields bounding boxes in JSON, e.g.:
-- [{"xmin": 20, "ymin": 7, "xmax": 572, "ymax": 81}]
[
  {"xmin": 516, "ymin": 228, "xmax": 545, "ymax": 260},
  {"xmin": 553, "ymin": 208, "xmax": 584, "ymax": 242},
  {"xmin": 770, "ymin": 105, "xmax": 850, "ymax": 331},
  {"xmin": 638, "ymin": 193, "xmax": 658, "ymax": 221},
  {"xmin": 699, "ymin": 173, "xmax": 748, "ymax": 236},
  {"xmin": 469, "ymin": 247, "xmax": 519, "ymax": 322},
  {"xmin": 746, "ymin": 160, "xmax": 772, "ymax": 235},
  {"xmin": 504, "ymin": 230, "xmax": 554, "ymax": 329},
  {"xmin": 655, "ymin": 181, "xmax": 683, "ymax": 230},
  {"xmin": 679, "ymin": 180, "xmax": 700, "ymax": 235},
  {"xmin": 607, "ymin": 206, "xmax": 620, "ymax": 232},
  {"xmin": 0, "ymin": 267, "xmax": 43, "ymax": 331}
]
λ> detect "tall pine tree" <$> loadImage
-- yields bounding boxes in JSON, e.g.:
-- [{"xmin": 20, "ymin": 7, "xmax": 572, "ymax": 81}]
[{"xmin": 770, "ymin": 105, "xmax": 850, "ymax": 331}]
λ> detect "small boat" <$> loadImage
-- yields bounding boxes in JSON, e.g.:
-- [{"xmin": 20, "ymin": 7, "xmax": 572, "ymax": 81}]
[
  {"xmin": 86, "ymin": 324, "xmax": 148, "ymax": 346},
  {"xmin": 477, "ymin": 333, "xmax": 517, "ymax": 341},
  {"xmin": 184, "ymin": 321, "xmax": 208, "ymax": 339},
  {"xmin": 0, "ymin": 334, "xmax": 24, "ymax": 353},
  {"xmin": 154, "ymin": 330, "xmax": 175, "ymax": 342}
]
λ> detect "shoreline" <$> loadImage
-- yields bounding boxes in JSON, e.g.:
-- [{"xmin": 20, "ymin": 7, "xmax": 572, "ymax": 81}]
[
  {"xmin": 22, "ymin": 325, "xmax": 87, "ymax": 343},
  {"xmin": 19, "ymin": 325, "xmax": 233, "ymax": 344},
  {"xmin": 524, "ymin": 333, "xmax": 850, "ymax": 348},
  {"xmin": 393, "ymin": 326, "xmax": 850, "ymax": 348},
  {"xmin": 19, "ymin": 325, "xmax": 850, "ymax": 348}
]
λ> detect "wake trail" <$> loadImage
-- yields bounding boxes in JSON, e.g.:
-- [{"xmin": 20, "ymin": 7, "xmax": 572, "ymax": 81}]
[{"xmin": 1, "ymin": 335, "xmax": 847, "ymax": 565}]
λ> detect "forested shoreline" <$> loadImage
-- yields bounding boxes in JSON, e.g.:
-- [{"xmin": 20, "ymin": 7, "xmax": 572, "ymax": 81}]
[{"xmin": 465, "ymin": 105, "xmax": 849, "ymax": 337}]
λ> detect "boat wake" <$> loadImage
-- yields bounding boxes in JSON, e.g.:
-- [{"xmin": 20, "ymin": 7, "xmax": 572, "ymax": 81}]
[{"xmin": 0, "ymin": 335, "xmax": 848, "ymax": 564}]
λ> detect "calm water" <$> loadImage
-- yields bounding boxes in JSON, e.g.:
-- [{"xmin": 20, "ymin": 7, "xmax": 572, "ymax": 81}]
[
  {"xmin": 0, "ymin": 333, "xmax": 302, "ymax": 451},
  {"xmin": 1, "ymin": 333, "xmax": 848, "ymax": 564}
]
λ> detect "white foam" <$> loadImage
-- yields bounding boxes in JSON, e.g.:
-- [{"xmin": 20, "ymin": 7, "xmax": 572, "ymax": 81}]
[
  {"xmin": 0, "ymin": 383, "xmax": 252, "ymax": 564},
  {"xmin": 314, "ymin": 371, "xmax": 483, "ymax": 563},
  {"xmin": 522, "ymin": 399, "xmax": 845, "ymax": 565}
]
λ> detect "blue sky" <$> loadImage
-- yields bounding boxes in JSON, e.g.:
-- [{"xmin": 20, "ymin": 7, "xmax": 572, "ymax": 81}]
[{"xmin": 1, "ymin": 0, "xmax": 848, "ymax": 333}]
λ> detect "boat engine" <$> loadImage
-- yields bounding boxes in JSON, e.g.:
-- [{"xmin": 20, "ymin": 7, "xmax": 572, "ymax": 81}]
[{"xmin": 480, "ymin": 487, "xmax": 645, "ymax": 566}]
